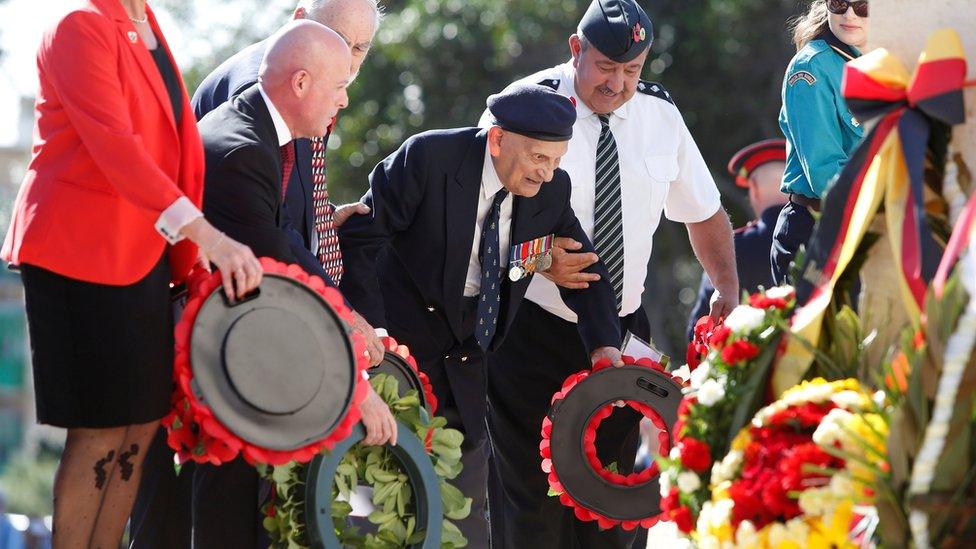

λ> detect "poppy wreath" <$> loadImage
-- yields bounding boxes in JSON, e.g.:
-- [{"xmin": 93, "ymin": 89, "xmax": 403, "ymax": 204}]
[
  {"xmin": 379, "ymin": 336, "xmax": 438, "ymax": 415},
  {"xmin": 162, "ymin": 258, "xmax": 370, "ymax": 466},
  {"xmin": 540, "ymin": 355, "xmax": 685, "ymax": 531}
]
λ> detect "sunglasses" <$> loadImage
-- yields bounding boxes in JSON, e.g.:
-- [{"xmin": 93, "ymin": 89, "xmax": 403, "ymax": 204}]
[{"xmin": 826, "ymin": 0, "xmax": 869, "ymax": 17}]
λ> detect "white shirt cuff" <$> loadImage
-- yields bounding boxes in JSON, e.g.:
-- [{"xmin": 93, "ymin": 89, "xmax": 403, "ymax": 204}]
[
  {"xmin": 374, "ymin": 328, "xmax": 388, "ymax": 338},
  {"xmin": 155, "ymin": 196, "xmax": 203, "ymax": 245}
]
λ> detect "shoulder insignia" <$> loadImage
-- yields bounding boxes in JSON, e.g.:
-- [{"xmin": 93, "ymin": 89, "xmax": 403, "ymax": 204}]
[
  {"xmin": 636, "ymin": 80, "xmax": 675, "ymax": 105},
  {"xmin": 788, "ymin": 70, "xmax": 817, "ymax": 86},
  {"xmin": 537, "ymin": 78, "xmax": 560, "ymax": 91}
]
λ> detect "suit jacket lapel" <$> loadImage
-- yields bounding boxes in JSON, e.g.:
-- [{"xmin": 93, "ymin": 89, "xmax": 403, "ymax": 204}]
[
  {"xmin": 443, "ymin": 130, "xmax": 487, "ymax": 339},
  {"xmin": 103, "ymin": 1, "xmax": 178, "ymax": 143}
]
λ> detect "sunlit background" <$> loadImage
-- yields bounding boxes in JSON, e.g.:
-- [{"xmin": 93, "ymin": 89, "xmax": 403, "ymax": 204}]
[{"xmin": 0, "ymin": 0, "xmax": 804, "ymax": 540}]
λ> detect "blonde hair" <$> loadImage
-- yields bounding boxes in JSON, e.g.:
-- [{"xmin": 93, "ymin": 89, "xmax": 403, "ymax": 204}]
[{"xmin": 789, "ymin": 1, "xmax": 829, "ymax": 51}]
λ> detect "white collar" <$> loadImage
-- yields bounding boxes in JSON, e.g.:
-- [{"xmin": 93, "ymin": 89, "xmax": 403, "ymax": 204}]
[
  {"xmin": 481, "ymin": 141, "xmax": 505, "ymax": 199},
  {"xmin": 559, "ymin": 61, "xmax": 631, "ymax": 121},
  {"xmin": 258, "ymin": 84, "xmax": 292, "ymax": 147}
]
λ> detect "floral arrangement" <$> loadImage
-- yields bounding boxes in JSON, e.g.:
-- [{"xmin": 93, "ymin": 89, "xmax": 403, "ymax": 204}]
[
  {"xmin": 163, "ymin": 258, "xmax": 369, "ymax": 466},
  {"xmin": 261, "ymin": 371, "xmax": 470, "ymax": 549},
  {"xmin": 694, "ymin": 378, "xmax": 879, "ymax": 548},
  {"xmin": 658, "ymin": 286, "xmax": 796, "ymax": 534}
]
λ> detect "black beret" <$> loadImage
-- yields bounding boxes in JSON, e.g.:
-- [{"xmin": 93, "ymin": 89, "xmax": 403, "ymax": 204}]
[
  {"xmin": 486, "ymin": 83, "xmax": 576, "ymax": 142},
  {"xmin": 579, "ymin": 0, "xmax": 653, "ymax": 63}
]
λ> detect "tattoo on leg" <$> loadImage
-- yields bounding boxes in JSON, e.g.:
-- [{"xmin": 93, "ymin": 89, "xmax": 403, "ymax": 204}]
[
  {"xmin": 93, "ymin": 450, "xmax": 115, "ymax": 489},
  {"xmin": 117, "ymin": 443, "xmax": 140, "ymax": 481}
]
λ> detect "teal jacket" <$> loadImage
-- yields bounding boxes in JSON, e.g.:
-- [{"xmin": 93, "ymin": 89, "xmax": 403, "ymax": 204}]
[{"xmin": 778, "ymin": 34, "xmax": 863, "ymax": 199}]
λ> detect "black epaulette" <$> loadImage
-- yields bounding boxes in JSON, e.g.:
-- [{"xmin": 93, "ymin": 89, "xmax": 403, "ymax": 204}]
[
  {"xmin": 636, "ymin": 80, "xmax": 675, "ymax": 105},
  {"xmin": 537, "ymin": 78, "xmax": 560, "ymax": 91}
]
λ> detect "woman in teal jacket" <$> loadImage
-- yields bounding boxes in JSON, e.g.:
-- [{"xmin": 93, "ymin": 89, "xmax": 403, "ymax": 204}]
[{"xmin": 770, "ymin": 0, "xmax": 869, "ymax": 284}]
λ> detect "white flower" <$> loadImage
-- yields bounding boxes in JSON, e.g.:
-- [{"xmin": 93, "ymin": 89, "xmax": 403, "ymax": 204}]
[
  {"xmin": 711, "ymin": 450, "xmax": 743, "ymax": 484},
  {"xmin": 785, "ymin": 517, "xmax": 811, "ymax": 543},
  {"xmin": 765, "ymin": 285, "xmax": 795, "ymax": 300},
  {"xmin": 812, "ymin": 408, "xmax": 851, "ymax": 448},
  {"xmin": 735, "ymin": 520, "xmax": 760, "ymax": 547},
  {"xmin": 671, "ymin": 364, "xmax": 693, "ymax": 383},
  {"xmin": 697, "ymin": 378, "xmax": 727, "ymax": 406},
  {"xmin": 698, "ymin": 499, "xmax": 733, "ymax": 533},
  {"xmin": 659, "ymin": 472, "xmax": 673, "ymax": 496},
  {"xmin": 697, "ymin": 536, "xmax": 721, "ymax": 549},
  {"xmin": 689, "ymin": 360, "xmax": 711, "ymax": 390},
  {"xmin": 872, "ymin": 390, "xmax": 887, "ymax": 408},
  {"xmin": 723, "ymin": 305, "xmax": 766, "ymax": 334},
  {"xmin": 676, "ymin": 471, "xmax": 701, "ymax": 494},
  {"xmin": 767, "ymin": 523, "xmax": 789, "ymax": 546},
  {"xmin": 831, "ymin": 390, "xmax": 866, "ymax": 409},
  {"xmin": 669, "ymin": 446, "xmax": 682, "ymax": 460},
  {"xmin": 829, "ymin": 473, "xmax": 856, "ymax": 497},
  {"xmin": 798, "ymin": 487, "xmax": 831, "ymax": 516}
]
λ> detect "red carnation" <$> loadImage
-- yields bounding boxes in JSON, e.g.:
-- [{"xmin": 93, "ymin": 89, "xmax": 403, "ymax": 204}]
[
  {"xmin": 748, "ymin": 293, "xmax": 788, "ymax": 310},
  {"xmin": 678, "ymin": 438, "xmax": 712, "ymax": 473},
  {"xmin": 728, "ymin": 481, "xmax": 767, "ymax": 527},
  {"xmin": 660, "ymin": 488, "xmax": 680, "ymax": 512},
  {"xmin": 721, "ymin": 340, "xmax": 760, "ymax": 365},
  {"xmin": 709, "ymin": 325, "xmax": 732, "ymax": 348},
  {"xmin": 670, "ymin": 505, "xmax": 694, "ymax": 533}
]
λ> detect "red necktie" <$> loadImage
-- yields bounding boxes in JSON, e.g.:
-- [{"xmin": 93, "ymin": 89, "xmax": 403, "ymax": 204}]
[
  {"xmin": 279, "ymin": 143, "xmax": 295, "ymax": 201},
  {"xmin": 311, "ymin": 132, "xmax": 343, "ymax": 284}
]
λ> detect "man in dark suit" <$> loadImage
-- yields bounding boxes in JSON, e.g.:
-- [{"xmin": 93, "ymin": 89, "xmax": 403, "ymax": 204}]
[
  {"xmin": 339, "ymin": 83, "xmax": 624, "ymax": 548},
  {"xmin": 686, "ymin": 140, "xmax": 788, "ymax": 339},
  {"xmin": 129, "ymin": 5, "xmax": 389, "ymax": 547},
  {"xmin": 186, "ymin": 21, "xmax": 394, "ymax": 548}
]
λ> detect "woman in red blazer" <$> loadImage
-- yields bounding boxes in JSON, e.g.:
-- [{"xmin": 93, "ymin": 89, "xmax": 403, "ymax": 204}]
[{"xmin": 1, "ymin": 0, "xmax": 263, "ymax": 545}]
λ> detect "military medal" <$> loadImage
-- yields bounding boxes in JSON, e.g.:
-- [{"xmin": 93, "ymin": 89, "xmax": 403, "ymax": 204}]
[{"xmin": 508, "ymin": 234, "xmax": 555, "ymax": 281}]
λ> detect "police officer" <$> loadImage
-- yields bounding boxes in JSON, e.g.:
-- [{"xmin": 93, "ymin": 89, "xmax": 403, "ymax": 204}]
[
  {"xmin": 687, "ymin": 140, "xmax": 788, "ymax": 339},
  {"xmin": 479, "ymin": 1, "xmax": 738, "ymax": 546},
  {"xmin": 771, "ymin": 0, "xmax": 868, "ymax": 284}
]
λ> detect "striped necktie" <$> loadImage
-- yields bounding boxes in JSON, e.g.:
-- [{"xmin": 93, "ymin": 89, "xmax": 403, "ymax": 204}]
[
  {"xmin": 310, "ymin": 136, "xmax": 343, "ymax": 284},
  {"xmin": 593, "ymin": 113, "xmax": 624, "ymax": 309}
]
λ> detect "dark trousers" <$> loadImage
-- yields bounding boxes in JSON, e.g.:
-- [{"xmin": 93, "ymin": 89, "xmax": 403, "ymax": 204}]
[
  {"xmin": 770, "ymin": 200, "xmax": 815, "ymax": 286},
  {"xmin": 487, "ymin": 301, "xmax": 647, "ymax": 549},
  {"xmin": 190, "ymin": 457, "xmax": 269, "ymax": 549},
  {"xmin": 129, "ymin": 428, "xmax": 193, "ymax": 549},
  {"xmin": 390, "ymin": 296, "xmax": 491, "ymax": 549}
]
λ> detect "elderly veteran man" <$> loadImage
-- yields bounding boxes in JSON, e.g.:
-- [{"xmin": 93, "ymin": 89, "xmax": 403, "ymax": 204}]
[
  {"xmin": 339, "ymin": 83, "xmax": 623, "ymax": 548},
  {"xmin": 479, "ymin": 0, "xmax": 738, "ymax": 546}
]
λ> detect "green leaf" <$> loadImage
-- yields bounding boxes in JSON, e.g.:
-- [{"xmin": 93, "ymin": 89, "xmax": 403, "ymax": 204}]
[
  {"xmin": 441, "ymin": 482, "xmax": 472, "ymax": 520},
  {"xmin": 720, "ymin": 332, "xmax": 782, "ymax": 459}
]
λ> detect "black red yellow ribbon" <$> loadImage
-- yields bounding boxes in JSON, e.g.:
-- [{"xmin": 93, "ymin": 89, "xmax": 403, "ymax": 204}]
[{"xmin": 775, "ymin": 29, "xmax": 968, "ymax": 395}]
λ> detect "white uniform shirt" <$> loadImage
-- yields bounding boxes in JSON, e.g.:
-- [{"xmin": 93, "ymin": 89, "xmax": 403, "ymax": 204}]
[
  {"xmin": 480, "ymin": 62, "xmax": 721, "ymax": 323},
  {"xmin": 463, "ymin": 142, "xmax": 514, "ymax": 297}
]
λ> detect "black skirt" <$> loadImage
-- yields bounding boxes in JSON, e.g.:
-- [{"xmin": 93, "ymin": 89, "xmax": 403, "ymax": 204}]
[{"xmin": 21, "ymin": 255, "xmax": 174, "ymax": 428}]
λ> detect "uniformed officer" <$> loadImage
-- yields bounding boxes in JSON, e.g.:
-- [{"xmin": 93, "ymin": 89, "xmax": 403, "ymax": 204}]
[
  {"xmin": 771, "ymin": 0, "xmax": 868, "ymax": 284},
  {"xmin": 687, "ymin": 139, "xmax": 788, "ymax": 339},
  {"xmin": 479, "ymin": 1, "xmax": 738, "ymax": 546}
]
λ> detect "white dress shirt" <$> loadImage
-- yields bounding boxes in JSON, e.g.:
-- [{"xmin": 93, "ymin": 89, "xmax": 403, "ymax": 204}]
[
  {"xmin": 463, "ymin": 142, "xmax": 514, "ymax": 297},
  {"xmin": 480, "ymin": 62, "xmax": 721, "ymax": 322}
]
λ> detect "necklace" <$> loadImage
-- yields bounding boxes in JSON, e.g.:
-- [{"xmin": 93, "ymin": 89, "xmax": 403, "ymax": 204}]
[{"xmin": 129, "ymin": 13, "xmax": 148, "ymax": 24}]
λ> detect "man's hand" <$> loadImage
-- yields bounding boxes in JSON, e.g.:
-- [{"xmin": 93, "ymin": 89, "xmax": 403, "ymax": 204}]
[
  {"xmin": 590, "ymin": 346, "xmax": 624, "ymax": 367},
  {"xmin": 540, "ymin": 237, "xmax": 601, "ymax": 289},
  {"xmin": 709, "ymin": 286, "xmax": 738, "ymax": 320},
  {"xmin": 358, "ymin": 385, "xmax": 398, "ymax": 446},
  {"xmin": 351, "ymin": 311, "xmax": 384, "ymax": 367},
  {"xmin": 333, "ymin": 202, "xmax": 371, "ymax": 227}
]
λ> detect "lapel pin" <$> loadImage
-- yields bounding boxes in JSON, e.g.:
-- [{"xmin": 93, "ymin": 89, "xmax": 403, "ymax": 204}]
[{"xmin": 127, "ymin": 31, "xmax": 138, "ymax": 43}]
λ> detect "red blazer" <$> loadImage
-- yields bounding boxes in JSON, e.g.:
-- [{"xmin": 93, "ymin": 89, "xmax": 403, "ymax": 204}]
[{"xmin": 1, "ymin": 0, "xmax": 204, "ymax": 285}]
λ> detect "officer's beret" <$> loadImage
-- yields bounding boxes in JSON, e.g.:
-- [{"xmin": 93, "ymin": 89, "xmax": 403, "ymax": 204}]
[
  {"xmin": 728, "ymin": 139, "xmax": 787, "ymax": 187},
  {"xmin": 486, "ymin": 83, "xmax": 576, "ymax": 142},
  {"xmin": 579, "ymin": 0, "xmax": 653, "ymax": 63}
]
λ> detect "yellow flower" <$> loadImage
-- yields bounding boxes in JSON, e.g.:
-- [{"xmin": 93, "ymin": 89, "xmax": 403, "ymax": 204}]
[{"xmin": 731, "ymin": 429, "xmax": 751, "ymax": 452}]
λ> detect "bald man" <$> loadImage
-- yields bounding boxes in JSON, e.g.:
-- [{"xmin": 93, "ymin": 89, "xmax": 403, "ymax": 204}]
[{"xmin": 188, "ymin": 21, "xmax": 380, "ymax": 548}]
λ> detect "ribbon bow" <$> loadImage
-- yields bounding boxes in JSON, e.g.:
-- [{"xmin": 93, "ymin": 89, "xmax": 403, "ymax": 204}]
[{"xmin": 774, "ymin": 29, "xmax": 968, "ymax": 396}]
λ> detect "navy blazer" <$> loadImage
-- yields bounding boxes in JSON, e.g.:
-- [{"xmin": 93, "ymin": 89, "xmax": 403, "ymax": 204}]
[
  {"xmin": 191, "ymin": 40, "xmax": 320, "ymax": 279},
  {"xmin": 197, "ymin": 85, "xmax": 332, "ymax": 285},
  {"xmin": 339, "ymin": 128, "xmax": 620, "ymax": 356}
]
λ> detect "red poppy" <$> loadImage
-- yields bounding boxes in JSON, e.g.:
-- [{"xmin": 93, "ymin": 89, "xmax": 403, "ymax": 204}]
[{"xmin": 670, "ymin": 505, "xmax": 694, "ymax": 533}]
